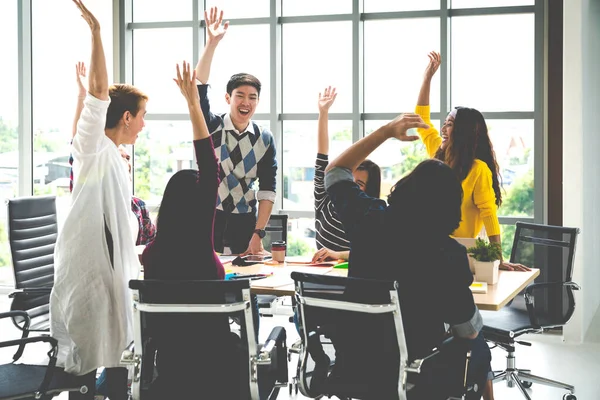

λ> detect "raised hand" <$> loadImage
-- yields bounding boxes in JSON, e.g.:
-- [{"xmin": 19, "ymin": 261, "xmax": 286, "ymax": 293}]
[
  {"xmin": 72, "ymin": 0, "xmax": 100, "ymax": 33},
  {"xmin": 385, "ymin": 113, "xmax": 429, "ymax": 142},
  {"xmin": 424, "ymin": 51, "xmax": 441, "ymax": 79},
  {"xmin": 204, "ymin": 7, "xmax": 229, "ymax": 44},
  {"xmin": 173, "ymin": 61, "xmax": 199, "ymax": 105},
  {"xmin": 318, "ymin": 86, "xmax": 337, "ymax": 113},
  {"xmin": 75, "ymin": 62, "xmax": 87, "ymax": 97}
]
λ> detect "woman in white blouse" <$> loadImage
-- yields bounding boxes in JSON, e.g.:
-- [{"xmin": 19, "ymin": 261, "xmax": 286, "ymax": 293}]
[{"xmin": 50, "ymin": 2, "xmax": 148, "ymax": 399}]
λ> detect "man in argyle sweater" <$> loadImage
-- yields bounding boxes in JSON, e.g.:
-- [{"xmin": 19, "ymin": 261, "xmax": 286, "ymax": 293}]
[{"xmin": 195, "ymin": 7, "xmax": 277, "ymax": 255}]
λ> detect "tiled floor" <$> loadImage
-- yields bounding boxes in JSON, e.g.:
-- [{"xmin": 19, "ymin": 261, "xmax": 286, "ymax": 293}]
[{"xmin": 2, "ymin": 294, "xmax": 599, "ymax": 399}]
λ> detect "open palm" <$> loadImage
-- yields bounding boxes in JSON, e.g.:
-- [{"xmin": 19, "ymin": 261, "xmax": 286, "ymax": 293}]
[
  {"xmin": 425, "ymin": 51, "xmax": 441, "ymax": 79},
  {"xmin": 204, "ymin": 7, "xmax": 229, "ymax": 43},
  {"xmin": 318, "ymin": 86, "xmax": 337, "ymax": 112}
]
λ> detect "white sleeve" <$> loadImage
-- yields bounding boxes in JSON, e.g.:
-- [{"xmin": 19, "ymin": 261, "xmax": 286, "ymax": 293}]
[{"xmin": 72, "ymin": 93, "xmax": 111, "ymax": 155}]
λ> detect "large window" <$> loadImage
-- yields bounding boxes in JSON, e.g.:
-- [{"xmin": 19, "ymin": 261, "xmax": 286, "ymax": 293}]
[
  {"xmin": 124, "ymin": 0, "xmax": 541, "ymax": 254},
  {"xmin": 0, "ymin": 1, "xmax": 18, "ymax": 283},
  {"xmin": 32, "ymin": 0, "xmax": 113, "ymax": 214}
]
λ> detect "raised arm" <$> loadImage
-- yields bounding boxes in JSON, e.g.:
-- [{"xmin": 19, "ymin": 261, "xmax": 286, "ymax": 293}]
[
  {"xmin": 71, "ymin": 62, "xmax": 87, "ymax": 138},
  {"xmin": 415, "ymin": 52, "xmax": 443, "ymax": 158},
  {"xmin": 194, "ymin": 7, "xmax": 229, "ymax": 84},
  {"xmin": 417, "ymin": 51, "xmax": 440, "ymax": 107},
  {"xmin": 174, "ymin": 62, "xmax": 209, "ymax": 141},
  {"xmin": 326, "ymin": 114, "xmax": 427, "ymax": 173},
  {"xmin": 317, "ymin": 86, "xmax": 337, "ymax": 155},
  {"xmin": 73, "ymin": 0, "xmax": 108, "ymax": 100}
]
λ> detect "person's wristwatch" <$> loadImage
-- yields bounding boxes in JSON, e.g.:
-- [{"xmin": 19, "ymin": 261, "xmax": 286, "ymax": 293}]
[{"xmin": 253, "ymin": 228, "xmax": 266, "ymax": 239}]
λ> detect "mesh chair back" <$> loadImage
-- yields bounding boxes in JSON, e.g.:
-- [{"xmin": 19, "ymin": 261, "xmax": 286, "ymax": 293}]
[
  {"xmin": 509, "ymin": 222, "xmax": 579, "ymax": 326},
  {"xmin": 129, "ymin": 279, "xmax": 257, "ymax": 399},
  {"xmin": 263, "ymin": 214, "xmax": 288, "ymax": 252},
  {"xmin": 292, "ymin": 272, "xmax": 406, "ymax": 399},
  {"xmin": 7, "ymin": 196, "xmax": 57, "ymax": 329}
]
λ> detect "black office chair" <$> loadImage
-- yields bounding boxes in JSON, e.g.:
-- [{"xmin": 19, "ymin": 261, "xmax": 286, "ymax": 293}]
[
  {"xmin": 0, "ymin": 311, "xmax": 90, "ymax": 399},
  {"xmin": 257, "ymin": 214, "xmax": 289, "ymax": 317},
  {"xmin": 6, "ymin": 196, "xmax": 57, "ymax": 332},
  {"xmin": 123, "ymin": 279, "xmax": 288, "ymax": 400},
  {"xmin": 291, "ymin": 272, "xmax": 476, "ymax": 400},
  {"xmin": 481, "ymin": 222, "xmax": 580, "ymax": 400}
]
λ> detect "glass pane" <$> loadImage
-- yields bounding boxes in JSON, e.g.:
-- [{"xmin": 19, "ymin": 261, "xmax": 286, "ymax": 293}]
[
  {"xmin": 283, "ymin": 22, "xmax": 352, "ymax": 113},
  {"xmin": 206, "ymin": 25, "xmax": 270, "ymax": 114},
  {"xmin": 283, "ymin": 0, "xmax": 351, "ymax": 16},
  {"xmin": 364, "ymin": 19, "xmax": 440, "ymax": 113},
  {"xmin": 133, "ymin": 28, "xmax": 193, "ymax": 114},
  {"xmin": 282, "ymin": 121, "xmax": 352, "ymax": 211},
  {"xmin": 500, "ymin": 223, "xmax": 518, "ymax": 260},
  {"xmin": 133, "ymin": 0, "xmax": 192, "ymax": 22},
  {"xmin": 365, "ymin": 0, "xmax": 440, "ymax": 12},
  {"xmin": 32, "ymin": 0, "xmax": 113, "ymax": 225},
  {"xmin": 206, "ymin": 0, "xmax": 269, "ymax": 19},
  {"xmin": 0, "ymin": 0, "xmax": 18, "ymax": 285},
  {"xmin": 451, "ymin": 14, "xmax": 534, "ymax": 111},
  {"xmin": 288, "ymin": 217, "xmax": 318, "ymax": 257},
  {"xmin": 487, "ymin": 119, "xmax": 534, "ymax": 218},
  {"xmin": 134, "ymin": 121, "xmax": 194, "ymax": 204},
  {"xmin": 364, "ymin": 121, "xmax": 437, "ymax": 198},
  {"xmin": 451, "ymin": 0, "xmax": 534, "ymax": 8}
]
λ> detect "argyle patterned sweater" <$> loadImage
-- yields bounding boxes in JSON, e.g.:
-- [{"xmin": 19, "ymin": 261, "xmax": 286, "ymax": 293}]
[{"xmin": 198, "ymin": 84, "xmax": 277, "ymax": 214}]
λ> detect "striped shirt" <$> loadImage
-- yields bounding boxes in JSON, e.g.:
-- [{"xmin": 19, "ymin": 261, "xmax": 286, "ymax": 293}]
[{"xmin": 314, "ymin": 153, "xmax": 350, "ymax": 251}]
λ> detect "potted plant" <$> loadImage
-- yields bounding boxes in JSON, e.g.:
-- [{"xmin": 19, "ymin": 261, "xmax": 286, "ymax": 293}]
[{"xmin": 467, "ymin": 238, "xmax": 502, "ymax": 285}]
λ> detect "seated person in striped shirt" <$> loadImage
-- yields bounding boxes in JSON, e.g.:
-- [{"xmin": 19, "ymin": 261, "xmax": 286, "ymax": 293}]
[
  {"xmin": 312, "ymin": 87, "xmax": 381, "ymax": 263},
  {"xmin": 194, "ymin": 7, "xmax": 277, "ymax": 256}
]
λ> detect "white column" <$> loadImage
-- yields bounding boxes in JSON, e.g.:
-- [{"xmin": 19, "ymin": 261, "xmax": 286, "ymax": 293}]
[{"xmin": 563, "ymin": 0, "xmax": 600, "ymax": 344}]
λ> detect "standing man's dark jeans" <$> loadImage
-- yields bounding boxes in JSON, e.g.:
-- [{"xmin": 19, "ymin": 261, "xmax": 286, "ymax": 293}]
[
  {"xmin": 70, "ymin": 367, "xmax": 127, "ymax": 400},
  {"xmin": 214, "ymin": 210, "xmax": 261, "ymax": 338},
  {"xmin": 213, "ymin": 210, "xmax": 257, "ymax": 254}
]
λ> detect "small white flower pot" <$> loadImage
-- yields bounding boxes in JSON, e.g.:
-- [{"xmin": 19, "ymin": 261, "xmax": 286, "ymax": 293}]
[{"xmin": 474, "ymin": 260, "xmax": 500, "ymax": 285}]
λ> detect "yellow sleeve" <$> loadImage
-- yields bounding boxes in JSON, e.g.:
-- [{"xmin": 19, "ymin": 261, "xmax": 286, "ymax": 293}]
[
  {"xmin": 415, "ymin": 105, "xmax": 442, "ymax": 158},
  {"xmin": 472, "ymin": 161, "xmax": 501, "ymax": 236}
]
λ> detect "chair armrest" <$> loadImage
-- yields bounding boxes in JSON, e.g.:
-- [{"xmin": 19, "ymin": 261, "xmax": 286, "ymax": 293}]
[
  {"xmin": 524, "ymin": 281, "xmax": 581, "ymax": 326},
  {"xmin": 9, "ymin": 287, "xmax": 53, "ymax": 298},
  {"xmin": 407, "ymin": 336, "xmax": 455, "ymax": 374},
  {"xmin": 0, "ymin": 336, "xmax": 59, "ymax": 397},
  {"xmin": 0, "ymin": 311, "xmax": 31, "ymax": 360},
  {"xmin": 257, "ymin": 326, "xmax": 286, "ymax": 365}
]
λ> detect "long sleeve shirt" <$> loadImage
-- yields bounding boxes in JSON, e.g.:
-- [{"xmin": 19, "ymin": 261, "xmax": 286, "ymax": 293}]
[
  {"xmin": 197, "ymin": 84, "xmax": 277, "ymax": 214},
  {"xmin": 314, "ymin": 153, "xmax": 350, "ymax": 251},
  {"xmin": 415, "ymin": 105, "xmax": 501, "ymax": 238},
  {"xmin": 51, "ymin": 93, "xmax": 140, "ymax": 375}
]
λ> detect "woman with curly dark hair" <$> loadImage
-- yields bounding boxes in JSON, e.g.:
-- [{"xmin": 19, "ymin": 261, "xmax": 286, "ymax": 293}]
[{"xmin": 415, "ymin": 51, "xmax": 528, "ymax": 273}]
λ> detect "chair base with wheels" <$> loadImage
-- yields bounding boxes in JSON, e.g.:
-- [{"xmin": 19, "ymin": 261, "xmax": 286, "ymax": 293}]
[{"xmin": 487, "ymin": 337, "xmax": 576, "ymax": 400}]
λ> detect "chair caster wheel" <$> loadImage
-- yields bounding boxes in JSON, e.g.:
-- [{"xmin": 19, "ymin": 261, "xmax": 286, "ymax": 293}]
[
  {"xmin": 521, "ymin": 380, "xmax": 532, "ymax": 388},
  {"xmin": 563, "ymin": 394, "xmax": 576, "ymax": 400}
]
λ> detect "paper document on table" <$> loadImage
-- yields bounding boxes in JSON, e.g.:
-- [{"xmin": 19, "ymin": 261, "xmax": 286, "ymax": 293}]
[
  {"xmin": 469, "ymin": 281, "xmax": 488, "ymax": 294},
  {"xmin": 251, "ymin": 275, "xmax": 294, "ymax": 289}
]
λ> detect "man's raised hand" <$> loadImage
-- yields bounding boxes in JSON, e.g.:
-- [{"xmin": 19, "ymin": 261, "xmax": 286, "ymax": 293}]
[{"xmin": 204, "ymin": 7, "xmax": 229, "ymax": 44}]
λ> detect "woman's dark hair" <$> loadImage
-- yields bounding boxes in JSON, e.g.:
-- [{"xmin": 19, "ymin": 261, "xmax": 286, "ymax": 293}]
[
  {"xmin": 435, "ymin": 107, "xmax": 503, "ymax": 206},
  {"xmin": 152, "ymin": 169, "xmax": 218, "ymax": 280},
  {"xmin": 387, "ymin": 159, "xmax": 463, "ymax": 237},
  {"xmin": 356, "ymin": 159, "xmax": 381, "ymax": 198}
]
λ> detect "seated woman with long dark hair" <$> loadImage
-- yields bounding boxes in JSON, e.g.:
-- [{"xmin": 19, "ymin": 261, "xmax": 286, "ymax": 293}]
[
  {"xmin": 140, "ymin": 62, "xmax": 231, "ymax": 398},
  {"xmin": 324, "ymin": 113, "xmax": 491, "ymax": 399}
]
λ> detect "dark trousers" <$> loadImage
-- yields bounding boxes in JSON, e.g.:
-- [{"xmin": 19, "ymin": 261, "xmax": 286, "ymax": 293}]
[
  {"xmin": 69, "ymin": 367, "xmax": 127, "ymax": 400},
  {"xmin": 213, "ymin": 210, "xmax": 256, "ymax": 254}
]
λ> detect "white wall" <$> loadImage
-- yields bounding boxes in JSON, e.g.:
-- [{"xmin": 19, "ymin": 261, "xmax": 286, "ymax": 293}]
[{"xmin": 563, "ymin": 0, "xmax": 600, "ymax": 343}]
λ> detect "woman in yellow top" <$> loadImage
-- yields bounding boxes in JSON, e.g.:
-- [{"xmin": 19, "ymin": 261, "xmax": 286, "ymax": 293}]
[{"xmin": 416, "ymin": 51, "xmax": 527, "ymax": 273}]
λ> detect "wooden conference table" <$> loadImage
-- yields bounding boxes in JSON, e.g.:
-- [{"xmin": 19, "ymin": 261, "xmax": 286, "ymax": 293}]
[{"xmin": 226, "ymin": 260, "xmax": 540, "ymax": 312}]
